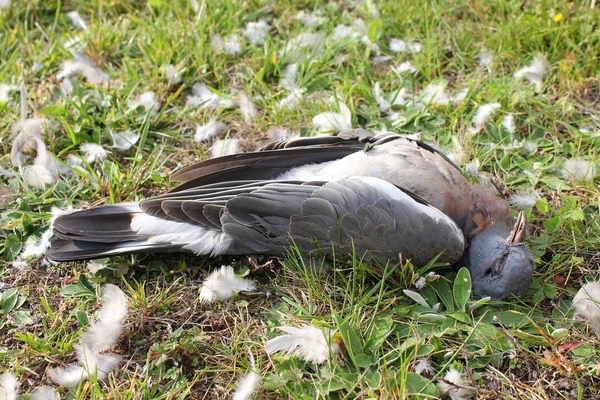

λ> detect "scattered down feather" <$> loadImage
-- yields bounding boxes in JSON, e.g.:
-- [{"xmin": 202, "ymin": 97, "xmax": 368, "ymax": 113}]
[
  {"xmin": 478, "ymin": 48, "xmax": 493, "ymax": 72},
  {"xmin": 232, "ymin": 371, "xmax": 261, "ymax": 400},
  {"xmin": 312, "ymin": 102, "xmax": 352, "ymax": 132},
  {"xmin": 237, "ymin": 92, "xmax": 258, "ymax": 122},
  {"xmin": 265, "ymin": 325, "xmax": 341, "ymax": 364},
  {"xmin": 199, "ymin": 266, "xmax": 256, "ymax": 303},
  {"xmin": 128, "ymin": 91, "xmax": 160, "ymax": 117},
  {"xmin": 563, "ymin": 158, "xmax": 597, "ymax": 182},
  {"xmin": 508, "ymin": 191, "xmax": 538, "ymax": 210},
  {"xmin": 194, "ymin": 119, "xmax": 228, "ymax": 142},
  {"xmin": 502, "ymin": 113, "xmax": 516, "ymax": 133},
  {"xmin": 436, "ymin": 369, "xmax": 474, "ymax": 400},
  {"xmin": 47, "ymin": 284, "xmax": 128, "ymax": 387},
  {"xmin": 83, "ymin": 284, "xmax": 128, "ymax": 353},
  {"xmin": 30, "ymin": 386, "xmax": 59, "ymax": 400},
  {"xmin": 469, "ymin": 103, "xmax": 500, "ymax": 135},
  {"xmin": 243, "ymin": 20, "xmax": 269, "ymax": 44},
  {"xmin": 21, "ymin": 207, "xmax": 71, "ymax": 259},
  {"xmin": 573, "ymin": 282, "xmax": 600, "ymax": 336},
  {"xmin": 0, "ymin": 372, "xmax": 19, "ymax": 400},
  {"xmin": 414, "ymin": 358, "xmax": 436, "ymax": 376},
  {"xmin": 67, "ymin": 11, "xmax": 89, "ymax": 32},
  {"xmin": 109, "ymin": 130, "xmax": 140, "ymax": 152},
  {"xmin": 210, "ymin": 138, "xmax": 241, "ymax": 158},
  {"xmin": 514, "ymin": 54, "xmax": 548, "ymax": 92},
  {"xmin": 80, "ymin": 143, "xmax": 109, "ymax": 164}
]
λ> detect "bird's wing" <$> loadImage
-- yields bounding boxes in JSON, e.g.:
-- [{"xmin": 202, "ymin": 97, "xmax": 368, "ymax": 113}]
[
  {"xmin": 170, "ymin": 133, "xmax": 460, "ymax": 192},
  {"xmin": 222, "ymin": 177, "xmax": 465, "ymax": 265}
]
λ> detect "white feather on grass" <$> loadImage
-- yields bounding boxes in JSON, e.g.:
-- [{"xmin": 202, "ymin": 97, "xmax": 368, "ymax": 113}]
[
  {"xmin": 0, "ymin": 372, "xmax": 19, "ymax": 400},
  {"xmin": 465, "ymin": 158, "xmax": 480, "ymax": 176},
  {"xmin": 312, "ymin": 102, "xmax": 352, "ymax": 132},
  {"xmin": 83, "ymin": 284, "xmax": 128, "ymax": 353},
  {"xmin": 232, "ymin": 371, "xmax": 261, "ymax": 400},
  {"xmin": 508, "ymin": 191, "xmax": 539, "ymax": 210},
  {"xmin": 56, "ymin": 52, "xmax": 109, "ymax": 85},
  {"xmin": 265, "ymin": 325, "xmax": 341, "ymax": 364},
  {"xmin": 67, "ymin": 11, "xmax": 89, "ymax": 32},
  {"xmin": 80, "ymin": 143, "xmax": 109, "ymax": 164},
  {"xmin": 421, "ymin": 82, "xmax": 450, "ymax": 106},
  {"xmin": 48, "ymin": 284, "xmax": 128, "ymax": 387},
  {"xmin": 243, "ymin": 20, "xmax": 269, "ymax": 44},
  {"xmin": 109, "ymin": 130, "xmax": 140, "ymax": 152},
  {"xmin": 280, "ymin": 63, "xmax": 299, "ymax": 90},
  {"xmin": 0, "ymin": 0, "xmax": 10, "ymax": 9},
  {"xmin": 573, "ymin": 282, "xmax": 600, "ymax": 336},
  {"xmin": 436, "ymin": 368, "xmax": 474, "ymax": 400},
  {"xmin": 21, "ymin": 207, "xmax": 71, "ymax": 259},
  {"xmin": 86, "ymin": 261, "xmax": 107, "ymax": 274},
  {"xmin": 161, "ymin": 64, "xmax": 181, "ymax": 85},
  {"xmin": 237, "ymin": 92, "xmax": 258, "ymax": 122},
  {"xmin": 128, "ymin": 91, "xmax": 160, "ymax": 117},
  {"xmin": 280, "ymin": 32, "xmax": 324, "ymax": 61},
  {"xmin": 210, "ymin": 138, "xmax": 241, "ymax": 158},
  {"xmin": 563, "ymin": 158, "xmax": 597, "ymax": 182},
  {"xmin": 266, "ymin": 127, "xmax": 299, "ymax": 141},
  {"xmin": 469, "ymin": 103, "xmax": 501, "ymax": 135},
  {"xmin": 199, "ymin": 265, "xmax": 256, "ymax": 303},
  {"xmin": 514, "ymin": 54, "xmax": 548, "ymax": 92},
  {"xmin": 294, "ymin": 10, "xmax": 327, "ymax": 27},
  {"xmin": 478, "ymin": 48, "xmax": 493, "ymax": 73},
  {"xmin": 0, "ymin": 83, "xmax": 17, "ymax": 102},
  {"xmin": 47, "ymin": 345, "xmax": 122, "ymax": 387},
  {"xmin": 392, "ymin": 61, "xmax": 416, "ymax": 74},
  {"xmin": 502, "ymin": 113, "xmax": 516, "ymax": 133},
  {"xmin": 414, "ymin": 359, "xmax": 436, "ymax": 376},
  {"xmin": 211, "ymin": 34, "xmax": 242, "ymax": 55},
  {"xmin": 186, "ymin": 83, "xmax": 234, "ymax": 109},
  {"xmin": 30, "ymin": 386, "xmax": 59, "ymax": 400},
  {"xmin": 389, "ymin": 39, "xmax": 422, "ymax": 54},
  {"xmin": 276, "ymin": 87, "xmax": 306, "ymax": 110},
  {"xmin": 194, "ymin": 119, "xmax": 228, "ymax": 142}
]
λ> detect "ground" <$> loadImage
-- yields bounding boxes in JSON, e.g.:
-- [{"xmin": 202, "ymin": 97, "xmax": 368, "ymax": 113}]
[{"xmin": 1, "ymin": 0, "xmax": 600, "ymax": 399}]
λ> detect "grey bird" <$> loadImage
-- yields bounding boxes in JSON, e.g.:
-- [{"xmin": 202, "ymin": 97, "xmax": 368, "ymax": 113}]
[{"xmin": 47, "ymin": 133, "xmax": 534, "ymax": 300}]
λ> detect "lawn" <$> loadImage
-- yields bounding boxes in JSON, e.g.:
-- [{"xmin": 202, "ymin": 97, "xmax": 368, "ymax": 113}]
[{"xmin": 1, "ymin": 0, "xmax": 600, "ymax": 398}]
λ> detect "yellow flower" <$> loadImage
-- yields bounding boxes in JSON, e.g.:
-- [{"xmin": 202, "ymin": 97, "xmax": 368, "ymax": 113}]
[{"xmin": 553, "ymin": 13, "xmax": 564, "ymax": 23}]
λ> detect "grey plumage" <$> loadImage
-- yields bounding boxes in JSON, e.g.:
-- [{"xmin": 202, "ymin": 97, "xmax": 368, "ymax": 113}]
[{"xmin": 47, "ymin": 133, "xmax": 534, "ymax": 300}]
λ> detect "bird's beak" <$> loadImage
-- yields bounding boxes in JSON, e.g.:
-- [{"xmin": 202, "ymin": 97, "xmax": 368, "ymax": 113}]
[{"xmin": 507, "ymin": 211, "xmax": 527, "ymax": 244}]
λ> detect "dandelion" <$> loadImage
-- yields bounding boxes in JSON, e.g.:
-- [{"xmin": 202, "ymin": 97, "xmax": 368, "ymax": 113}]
[
  {"xmin": 265, "ymin": 325, "xmax": 342, "ymax": 364},
  {"xmin": 109, "ymin": 130, "xmax": 140, "ymax": 152},
  {"xmin": 563, "ymin": 158, "xmax": 597, "ymax": 182},
  {"xmin": 437, "ymin": 368, "xmax": 474, "ymax": 400},
  {"xmin": 514, "ymin": 54, "xmax": 548, "ymax": 92},
  {"xmin": 469, "ymin": 103, "xmax": 501, "ymax": 135},
  {"xmin": 199, "ymin": 265, "xmax": 256, "ymax": 303},
  {"xmin": 80, "ymin": 143, "xmax": 109, "ymax": 164},
  {"xmin": 573, "ymin": 282, "xmax": 600, "ymax": 336},
  {"xmin": 194, "ymin": 119, "xmax": 228, "ymax": 142}
]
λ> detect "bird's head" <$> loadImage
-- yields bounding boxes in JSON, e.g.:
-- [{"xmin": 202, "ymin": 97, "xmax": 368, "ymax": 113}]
[{"xmin": 464, "ymin": 211, "xmax": 534, "ymax": 300}]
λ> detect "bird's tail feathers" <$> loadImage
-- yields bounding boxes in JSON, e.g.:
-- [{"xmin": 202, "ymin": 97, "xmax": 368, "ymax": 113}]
[{"xmin": 47, "ymin": 202, "xmax": 179, "ymax": 261}]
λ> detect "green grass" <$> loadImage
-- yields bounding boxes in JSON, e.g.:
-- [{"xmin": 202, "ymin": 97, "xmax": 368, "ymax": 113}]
[{"xmin": 1, "ymin": 0, "xmax": 600, "ymax": 398}]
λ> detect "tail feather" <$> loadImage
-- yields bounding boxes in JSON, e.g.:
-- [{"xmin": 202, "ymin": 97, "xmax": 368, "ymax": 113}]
[{"xmin": 47, "ymin": 202, "xmax": 181, "ymax": 261}]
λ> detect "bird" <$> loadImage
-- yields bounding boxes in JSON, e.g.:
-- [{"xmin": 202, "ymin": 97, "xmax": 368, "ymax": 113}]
[{"xmin": 47, "ymin": 132, "xmax": 534, "ymax": 300}]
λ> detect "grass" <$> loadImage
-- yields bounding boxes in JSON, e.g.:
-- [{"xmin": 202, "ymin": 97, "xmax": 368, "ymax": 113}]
[{"xmin": 1, "ymin": 0, "xmax": 600, "ymax": 398}]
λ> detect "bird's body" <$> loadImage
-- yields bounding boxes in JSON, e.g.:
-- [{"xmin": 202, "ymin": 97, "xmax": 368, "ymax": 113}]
[{"xmin": 48, "ymin": 133, "xmax": 534, "ymax": 300}]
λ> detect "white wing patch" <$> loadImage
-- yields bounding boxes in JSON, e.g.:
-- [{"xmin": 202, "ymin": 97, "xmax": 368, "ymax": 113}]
[{"xmin": 130, "ymin": 214, "xmax": 233, "ymax": 256}]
